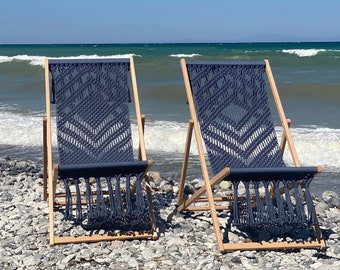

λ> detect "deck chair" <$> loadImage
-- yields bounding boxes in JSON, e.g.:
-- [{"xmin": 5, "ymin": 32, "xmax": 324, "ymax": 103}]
[
  {"xmin": 177, "ymin": 59, "xmax": 325, "ymax": 252},
  {"xmin": 43, "ymin": 57, "xmax": 157, "ymax": 245}
]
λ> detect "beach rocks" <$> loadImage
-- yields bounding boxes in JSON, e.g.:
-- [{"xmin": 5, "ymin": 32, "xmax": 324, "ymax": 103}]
[
  {"xmin": 322, "ymin": 190, "xmax": 340, "ymax": 208},
  {"xmin": 0, "ymin": 157, "xmax": 339, "ymax": 269}
]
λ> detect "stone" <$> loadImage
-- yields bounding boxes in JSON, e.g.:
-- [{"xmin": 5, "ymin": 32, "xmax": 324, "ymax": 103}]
[
  {"xmin": 160, "ymin": 180, "xmax": 173, "ymax": 193},
  {"xmin": 61, "ymin": 254, "xmax": 75, "ymax": 264},
  {"xmin": 329, "ymin": 233, "xmax": 339, "ymax": 239},
  {"xmin": 144, "ymin": 261, "xmax": 157, "ymax": 269},
  {"xmin": 172, "ymin": 185, "xmax": 179, "ymax": 194},
  {"xmin": 184, "ymin": 183, "xmax": 195, "ymax": 194},
  {"xmin": 148, "ymin": 171, "xmax": 163, "ymax": 185},
  {"xmin": 16, "ymin": 161, "xmax": 28, "ymax": 170},
  {"xmin": 219, "ymin": 180, "xmax": 232, "ymax": 190},
  {"xmin": 322, "ymin": 190, "xmax": 340, "ymax": 207},
  {"xmin": 167, "ymin": 236, "xmax": 185, "ymax": 246},
  {"xmin": 310, "ymin": 261, "xmax": 323, "ymax": 269},
  {"xmin": 22, "ymin": 255, "xmax": 39, "ymax": 267},
  {"xmin": 315, "ymin": 201, "xmax": 329, "ymax": 215},
  {"xmin": 242, "ymin": 250, "xmax": 256, "ymax": 259},
  {"xmin": 128, "ymin": 257, "xmax": 139, "ymax": 268}
]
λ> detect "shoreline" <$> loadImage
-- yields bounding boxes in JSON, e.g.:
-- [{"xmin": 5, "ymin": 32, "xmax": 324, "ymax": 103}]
[{"xmin": 1, "ymin": 157, "xmax": 339, "ymax": 269}]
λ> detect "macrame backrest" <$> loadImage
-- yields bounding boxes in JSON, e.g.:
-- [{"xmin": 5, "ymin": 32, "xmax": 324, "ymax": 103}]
[
  {"xmin": 49, "ymin": 59, "xmax": 134, "ymax": 165},
  {"xmin": 186, "ymin": 61, "xmax": 285, "ymax": 174}
]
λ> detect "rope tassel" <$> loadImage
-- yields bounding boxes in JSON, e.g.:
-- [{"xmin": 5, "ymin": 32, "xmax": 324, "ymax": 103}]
[
  {"xmin": 231, "ymin": 176, "xmax": 316, "ymax": 230},
  {"xmin": 62, "ymin": 173, "xmax": 151, "ymax": 231}
]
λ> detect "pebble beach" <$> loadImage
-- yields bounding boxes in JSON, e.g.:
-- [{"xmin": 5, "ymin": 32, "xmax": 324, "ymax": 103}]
[{"xmin": 0, "ymin": 157, "xmax": 339, "ymax": 270}]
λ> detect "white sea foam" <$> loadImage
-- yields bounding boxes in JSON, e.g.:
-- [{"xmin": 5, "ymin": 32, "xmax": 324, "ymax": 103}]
[
  {"xmin": 0, "ymin": 111, "xmax": 51, "ymax": 147},
  {"xmin": 169, "ymin": 54, "xmax": 201, "ymax": 58},
  {"xmin": 282, "ymin": 49, "xmax": 326, "ymax": 57},
  {"xmin": 0, "ymin": 55, "xmax": 45, "ymax": 66},
  {"xmin": 0, "ymin": 54, "xmax": 137, "ymax": 67},
  {"xmin": 278, "ymin": 127, "xmax": 340, "ymax": 170},
  {"xmin": 0, "ymin": 111, "xmax": 339, "ymax": 171}
]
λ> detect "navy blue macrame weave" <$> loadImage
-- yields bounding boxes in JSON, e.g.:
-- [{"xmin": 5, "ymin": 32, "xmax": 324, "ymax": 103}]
[
  {"xmin": 186, "ymin": 60, "xmax": 319, "ymax": 229},
  {"xmin": 49, "ymin": 59, "xmax": 133, "ymax": 165},
  {"xmin": 49, "ymin": 59, "xmax": 151, "ymax": 231}
]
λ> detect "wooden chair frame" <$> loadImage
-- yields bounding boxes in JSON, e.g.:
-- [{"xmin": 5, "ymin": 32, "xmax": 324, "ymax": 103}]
[
  {"xmin": 177, "ymin": 58, "xmax": 325, "ymax": 252},
  {"xmin": 43, "ymin": 56, "xmax": 157, "ymax": 245}
]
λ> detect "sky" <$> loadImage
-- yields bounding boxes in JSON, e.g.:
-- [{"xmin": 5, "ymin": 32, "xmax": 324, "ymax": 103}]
[{"xmin": 1, "ymin": 0, "xmax": 340, "ymax": 44}]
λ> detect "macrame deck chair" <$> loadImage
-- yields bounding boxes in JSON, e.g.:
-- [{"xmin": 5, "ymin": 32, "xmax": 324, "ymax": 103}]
[
  {"xmin": 177, "ymin": 59, "xmax": 325, "ymax": 253},
  {"xmin": 43, "ymin": 57, "xmax": 157, "ymax": 245}
]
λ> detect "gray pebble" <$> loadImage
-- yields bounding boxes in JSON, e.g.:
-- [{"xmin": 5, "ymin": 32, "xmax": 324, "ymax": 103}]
[{"xmin": 0, "ymin": 158, "xmax": 339, "ymax": 270}]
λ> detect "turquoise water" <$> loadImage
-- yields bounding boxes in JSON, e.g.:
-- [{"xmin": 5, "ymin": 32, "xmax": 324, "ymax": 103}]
[
  {"xmin": 1, "ymin": 42, "xmax": 339, "ymax": 124},
  {"xmin": 0, "ymin": 43, "xmax": 339, "ymax": 194}
]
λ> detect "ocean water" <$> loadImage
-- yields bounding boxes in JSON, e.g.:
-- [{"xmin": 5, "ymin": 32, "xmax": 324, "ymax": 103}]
[{"xmin": 0, "ymin": 42, "xmax": 339, "ymax": 195}]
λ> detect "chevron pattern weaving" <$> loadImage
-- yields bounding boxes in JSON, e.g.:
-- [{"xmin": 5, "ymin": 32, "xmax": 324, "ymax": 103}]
[
  {"xmin": 186, "ymin": 61, "xmax": 285, "ymax": 174},
  {"xmin": 49, "ymin": 59, "xmax": 133, "ymax": 166}
]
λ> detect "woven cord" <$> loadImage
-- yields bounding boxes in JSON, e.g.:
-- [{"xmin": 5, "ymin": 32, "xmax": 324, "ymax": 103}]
[
  {"xmin": 85, "ymin": 178, "xmax": 93, "ymax": 220},
  {"xmin": 75, "ymin": 178, "xmax": 82, "ymax": 221},
  {"xmin": 293, "ymin": 180, "xmax": 306, "ymax": 224},
  {"xmin": 275, "ymin": 181, "xmax": 286, "ymax": 225},
  {"xmin": 135, "ymin": 172, "xmax": 146, "ymax": 213},
  {"xmin": 232, "ymin": 181, "xmax": 240, "ymax": 226},
  {"xmin": 114, "ymin": 175, "xmax": 123, "ymax": 218},
  {"xmin": 106, "ymin": 177, "xmax": 116, "ymax": 219},
  {"xmin": 244, "ymin": 181, "xmax": 254, "ymax": 226},
  {"xmin": 126, "ymin": 175, "xmax": 132, "ymax": 214},
  {"xmin": 263, "ymin": 181, "xmax": 275, "ymax": 224},
  {"xmin": 253, "ymin": 182, "xmax": 263, "ymax": 225},
  {"xmin": 231, "ymin": 178, "xmax": 317, "ymax": 229},
  {"xmin": 63, "ymin": 178, "xmax": 73, "ymax": 220},
  {"xmin": 304, "ymin": 178, "xmax": 318, "ymax": 225},
  {"xmin": 95, "ymin": 177, "xmax": 106, "ymax": 219}
]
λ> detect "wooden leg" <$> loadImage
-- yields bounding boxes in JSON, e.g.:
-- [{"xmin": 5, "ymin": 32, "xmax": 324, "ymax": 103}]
[
  {"xmin": 138, "ymin": 114, "xmax": 146, "ymax": 161},
  {"xmin": 43, "ymin": 117, "xmax": 48, "ymax": 200},
  {"xmin": 52, "ymin": 164, "xmax": 59, "ymax": 204},
  {"xmin": 49, "ymin": 164, "xmax": 58, "ymax": 245},
  {"xmin": 144, "ymin": 175, "xmax": 158, "ymax": 239},
  {"xmin": 177, "ymin": 120, "xmax": 194, "ymax": 206}
]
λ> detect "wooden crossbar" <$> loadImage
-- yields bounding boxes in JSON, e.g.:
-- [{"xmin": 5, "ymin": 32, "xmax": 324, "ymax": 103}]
[
  {"xmin": 53, "ymin": 230, "xmax": 158, "ymax": 245},
  {"xmin": 221, "ymin": 240, "xmax": 326, "ymax": 253}
]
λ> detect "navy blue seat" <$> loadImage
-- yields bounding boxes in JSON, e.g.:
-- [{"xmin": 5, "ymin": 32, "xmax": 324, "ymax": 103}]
[{"xmin": 177, "ymin": 59, "xmax": 325, "ymax": 252}]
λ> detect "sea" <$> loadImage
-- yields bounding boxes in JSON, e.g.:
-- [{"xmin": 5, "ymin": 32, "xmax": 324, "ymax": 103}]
[{"xmin": 0, "ymin": 42, "xmax": 339, "ymax": 196}]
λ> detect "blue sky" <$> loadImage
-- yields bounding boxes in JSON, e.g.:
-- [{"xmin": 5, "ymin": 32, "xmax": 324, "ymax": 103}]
[{"xmin": 1, "ymin": 0, "xmax": 340, "ymax": 44}]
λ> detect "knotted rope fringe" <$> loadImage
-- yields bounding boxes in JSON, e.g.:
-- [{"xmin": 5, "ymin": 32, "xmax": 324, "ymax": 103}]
[
  {"xmin": 62, "ymin": 172, "xmax": 150, "ymax": 231},
  {"xmin": 231, "ymin": 177, "xmax": 317, "ymax": 230}
]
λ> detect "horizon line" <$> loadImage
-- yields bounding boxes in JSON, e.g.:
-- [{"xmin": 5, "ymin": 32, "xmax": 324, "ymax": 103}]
[{"xmin": 1, "ymin": 40, "xmax": 340, "ymax": 46}]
